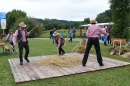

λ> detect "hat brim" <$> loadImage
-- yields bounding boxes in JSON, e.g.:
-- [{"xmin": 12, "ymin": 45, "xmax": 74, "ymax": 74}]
[
  {"xmin": 19, "ymin": 25, "xmax": 26, "ymax": 27},
  {"xmin": 53, "ymin": 33, "xmax": 59, "ymax": 36},
  {"xmin": 90, "ymin": 21, "xmax": 97, "ymax": 24},
  {"xmin": 90, "ymin": 19, "xmax": 97, "ymax": 24}
]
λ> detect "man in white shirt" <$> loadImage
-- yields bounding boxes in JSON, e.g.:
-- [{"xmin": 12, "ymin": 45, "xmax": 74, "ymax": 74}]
[{"xmin": 100, "ymin": 25, "xmax": 106, "ymax": 41}]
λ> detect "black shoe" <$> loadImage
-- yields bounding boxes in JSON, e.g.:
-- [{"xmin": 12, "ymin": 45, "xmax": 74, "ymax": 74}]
[
  {"xmin": 99, "ymin": 63, "xmax": 104, "ymax": 66},
  {"xmin": 25, "ymin": 58, "xmax": 30, "ymax": 63},
  {"xmin": 20, "ymin": 62, "xmax": 23, "ymax": 65},
  {"xmin": 82, "ymin": 64, "xmax": 86, "ymax": 67},
  {"xmin": 62, "ymin": 52, "xmax": 65, "ymax": 55}
]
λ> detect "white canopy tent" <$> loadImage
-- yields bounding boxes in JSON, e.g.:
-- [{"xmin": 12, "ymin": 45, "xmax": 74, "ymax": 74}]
[{"xmin": 79, "ymin": 22, "xmax": 113, "ymax": 28}]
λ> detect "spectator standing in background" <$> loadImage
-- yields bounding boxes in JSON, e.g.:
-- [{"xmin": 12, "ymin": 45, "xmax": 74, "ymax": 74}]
[
  {"xmin": 68, "ymin": 28, "xmax": 70, "ymax": 35},
  {"xmin": 60, "ymin": 30, "xmax": 64, "ymax": 37},
  {"xmin": 30, "ymin": 31, "xmax": 34, "ymax": 39},
  {"xmin": 4, "ymin": 30, "xmax": 15, "ymax": 53},
  {"xmin": 72, "ymin": 27, "xmax": 76, "ymax": 38},
  {"xmin": 69, "ymin": 28, "xmax": 73, "ymax": 42},
  {"xmin": 104, "ymin": 26, "xmax": 107, "ymax": 45},
  {"xmin": 50, "ymin": 30, "xmax": 52, "ymax": 39},
  {"xmin": 51, "ymin": 28, "xmax": 56, "ymax": 44},
  {"xmin": 106, "ymin": 26, "xmax": 111, "ymax": 44},
  {"xmin": 79, "ymin": 28, "xmax": 82, "ymax": 37},
  {"xmin": 100, "ymin": 25, "xmax": 105, "ymax": 41}
]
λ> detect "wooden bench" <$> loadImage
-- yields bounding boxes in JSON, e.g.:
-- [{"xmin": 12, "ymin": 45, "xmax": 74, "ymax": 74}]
[
  {"xmin": 0, "ymin": 43, "xmax": 4, "ymax": 54},
  {"xmin": 111, "ymin": 38, "xmax": 126, "ymax": 45},
  {"xmin": 4, "ymin": 46, "xmax": 10, "ymax": 54}
]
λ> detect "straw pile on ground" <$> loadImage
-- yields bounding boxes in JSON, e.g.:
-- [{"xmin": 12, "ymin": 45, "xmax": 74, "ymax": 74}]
[
  {"xmin": 77, "ymin": 39, "xmax": 87, "ymax": 53},
  {"xmin": 112, "ymin": 45, "xmax": 130, "ymax": 54},
  {"xmin": 77, "ymin": 46, "xmax": 86, "ymax": 53},
  {"xmin": 37, "ymin": 55, "xmax": 82, "ymax": 67},
  {"xmin": 121, "ymin": 52, "xmax": 130, "ymax": 58},
  {"xmin": 77, "ymin": 39, "xmax": 92, "ymax": 53}
]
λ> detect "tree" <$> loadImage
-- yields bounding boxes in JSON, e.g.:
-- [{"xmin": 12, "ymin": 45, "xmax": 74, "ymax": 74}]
[
  {"xmin": 103, "ymin": 17, "xmax": 111, "ymax": 22},
  {"xmin": 96, "ymin": 9, "xmax": 112, "ymax": 23},
  {"xmin": 43, "ymin": 18, "xmax": 62, "ymax": 30},
  {"xmin": 104, "ymin": 10, "xmax": 112, "ymax": 21},
  {"xmin": 109, "ymin": 0, "xmax": 130, "ymax": 39},
  {"xmin": 96, "ymin": 13, "xmax": 105, "ymax": 23},
  {"xmin": 43, "ymin": 18, "xmax": 50, "ymax": 24},
  {"xmin": 64, "ymin": 24, "xmax": 70, "ymax": 29},
  {"xmin": 11, "ymin": 17, "xmax": 43, "ymax": 37},
  {"xmin": 6, "ymin": 9, "xmax": 26, "ymax": 33},
  {"xmin": 52, "ymin": 20, "xmax": 62, "ymax": 29},
  {"xmin": 84, "ymin": 18, "xmax": 90, "ymax": 24},
  {"xmin": 44, "ymin": 23, "xmax": 54, "ymax": 30}
]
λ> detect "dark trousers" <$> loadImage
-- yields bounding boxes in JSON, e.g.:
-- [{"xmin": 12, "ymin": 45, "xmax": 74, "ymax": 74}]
[
  {"xmin": 73, "ymin": 34, "xmax": 75, "ymax": 38},
  {"xmin": 58, "ymin": 45, "xmax": 65, "ymax": 55},
  {"xmin": 18, "ymin": 42, "xmax": 29, "ymax": 62},
  {"xmin": 69, "ymin": 36, "xmax": 72, "ymax": 42},
  {"xmin": 104, "ymin": 41, "xmax": 107, "ymax": 45},
  {"xmin": 50, "ymin": 35, "xmax": 51, "ymax": 39},
  {"xmin": 51, "ymin": 35, "xmax": 54, "ymax": 44},
  {"xmin": 107, "ymin": 35, "xmax": 111, "ymax": 44},
  {"xmin": 101, "ymin": 36, "xmax": 104, "ymax": 41},
  {"xmin": 80, "ymin": 34, "xmax": 82, "ymax": 37},
  {"xmin": 10, "ymin": 42, "xmax": 14, "ymax": 52},
  {"xmin": 82, "ymin": 37, "xmax": 103, "ymax": 65}
]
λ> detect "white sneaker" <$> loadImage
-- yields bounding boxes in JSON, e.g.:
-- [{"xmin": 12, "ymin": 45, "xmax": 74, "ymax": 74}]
[{"xmin": 15, "ymin": 50, "xmax": 18, "ymax": 54}]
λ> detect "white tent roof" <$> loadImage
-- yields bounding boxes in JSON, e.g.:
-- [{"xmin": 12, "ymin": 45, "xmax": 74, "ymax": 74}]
[{"xmin": 80, "ymin": 22, "xmax": 113, "ymax": 27}]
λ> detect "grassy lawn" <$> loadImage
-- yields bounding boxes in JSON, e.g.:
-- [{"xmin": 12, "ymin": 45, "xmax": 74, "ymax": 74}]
[
  {"xmin": 40, "ymin": 29, "xmax": 87, "ymax": 38},
  {"xmin": 0, "ymin": 39, "xmax": 130, "ymax": 86}
]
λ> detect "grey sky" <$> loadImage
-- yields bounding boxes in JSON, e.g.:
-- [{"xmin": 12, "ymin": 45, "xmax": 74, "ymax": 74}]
[{"xmin": 1, "ymin": 0, "xmax": 110, "ymax": 21}]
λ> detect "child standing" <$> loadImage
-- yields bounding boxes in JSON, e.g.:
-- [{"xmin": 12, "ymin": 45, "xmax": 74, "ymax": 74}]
[
  {"xmin": 104, "ymin": 26, "xmax": 108, "ymax": 45},
  {"xmin": 104, "ymin": 36, "xmax": 107, "ymax": 45},
  {"xmin": 79, "ymin": 29, "xmax": 82, "ymax": 37},
  {"xmin": 4, "ymin": 30, "xmax": 16, "ymax": 53},
  {"xmin": 69, "ymin": 29, "xmax": 73, "ymax": 42},
  {"xmin": 60, "ymin": 30, "xmax": 64, "ymax": 37}
]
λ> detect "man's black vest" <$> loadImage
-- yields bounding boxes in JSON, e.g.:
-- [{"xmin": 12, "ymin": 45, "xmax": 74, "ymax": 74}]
[{"xmin": 17, "ymin": 29, "xmax": 27, "ymax": 43}]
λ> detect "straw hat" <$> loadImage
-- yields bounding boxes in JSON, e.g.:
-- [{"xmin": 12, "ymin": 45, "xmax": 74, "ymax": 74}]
[
  {"xmin": 53, "ymin": 31, "xmax": 59, "ymax": 36},
  {"xmin": 90, "ymin": 19, "xmax": 97, "ymax": 24},
  {"xmin": 19, "ymin": 22, "xmax": 26, "ymax": 27}
]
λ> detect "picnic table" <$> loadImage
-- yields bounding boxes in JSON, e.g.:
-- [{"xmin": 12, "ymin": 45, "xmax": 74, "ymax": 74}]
[{"xmin": 111, "ymin": 38, "xmax": 126, "ymax": 55}]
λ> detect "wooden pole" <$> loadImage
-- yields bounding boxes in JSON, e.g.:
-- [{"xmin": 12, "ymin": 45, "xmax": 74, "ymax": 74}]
[
  {"xmin": 63, "ymin": 36, "xmax": 68, "ymax": 47},
  {"xmin": 3, "ymin": 29, "xmax": 4, "ymax": 34},
  {"xmin": 71, "ymin": 39, "xmax": 83, "ymax": 51},
  {"xmin": 16, "ymin": 24, "xmax": 40, "ymax": 44}
]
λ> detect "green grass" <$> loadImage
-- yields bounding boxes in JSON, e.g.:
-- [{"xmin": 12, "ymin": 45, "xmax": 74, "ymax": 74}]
[
  {"xmin": 40, "ymin": 29, "xmax": 87, "ymax": 38},
  {"xmin": 0, "ymin": 39, "xmax": 130, "ymax": 86}
]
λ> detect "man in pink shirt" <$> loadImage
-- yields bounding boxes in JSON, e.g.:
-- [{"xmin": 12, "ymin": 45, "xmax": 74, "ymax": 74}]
[
  {"xmin": 82, "ymin": 19, "xmax": 108, "ymax": 67},
  {"xmin": 13, "ymin": 22, "xmax": 30, "ymax": 65}
]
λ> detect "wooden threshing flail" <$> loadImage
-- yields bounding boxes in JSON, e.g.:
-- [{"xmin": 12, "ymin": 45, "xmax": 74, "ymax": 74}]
[{"xmin": 71, "ymin": 39, "xmax": 92, "ymax": 53}]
